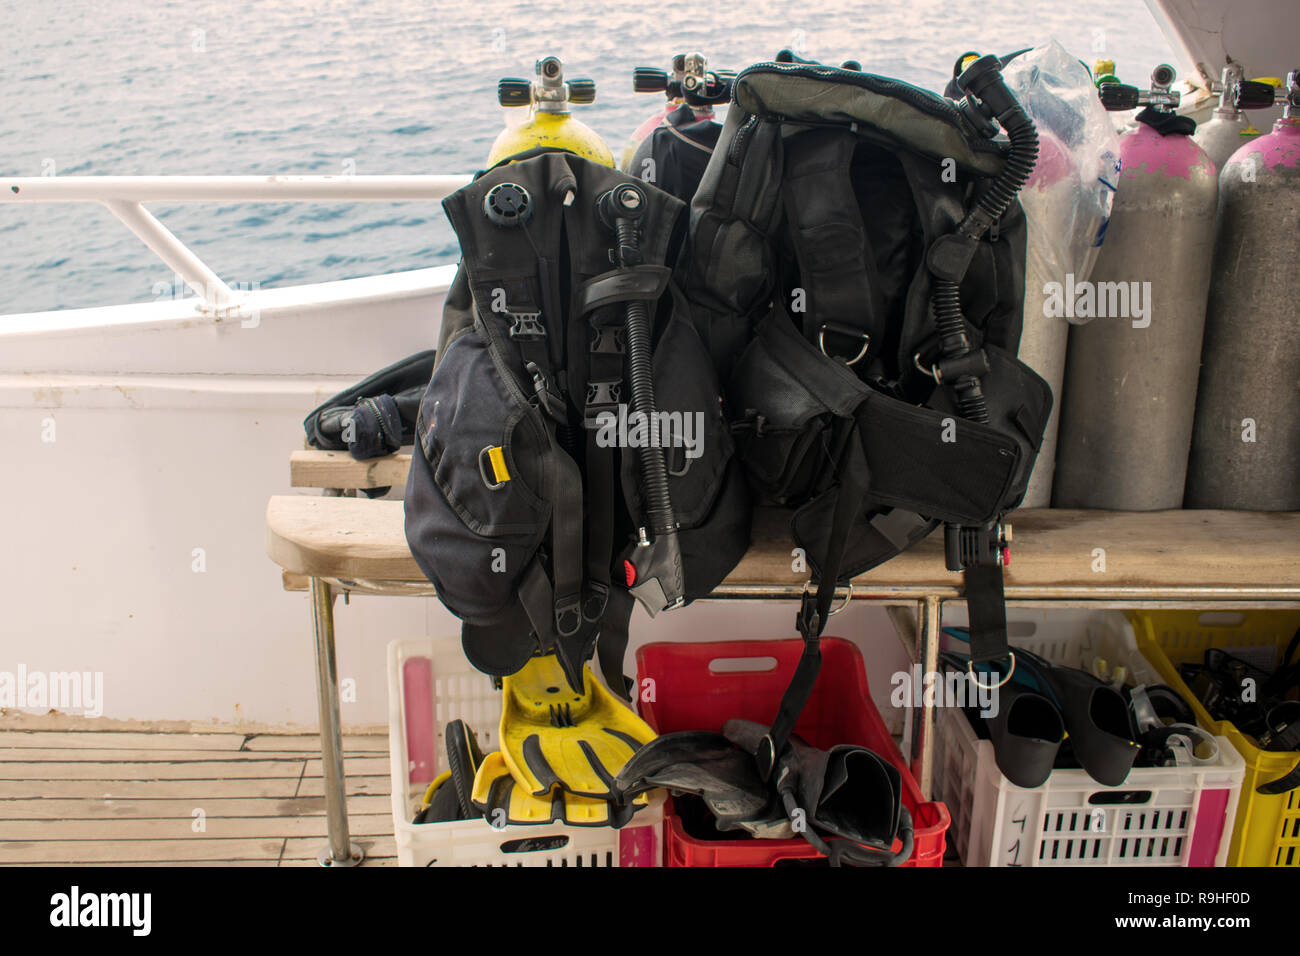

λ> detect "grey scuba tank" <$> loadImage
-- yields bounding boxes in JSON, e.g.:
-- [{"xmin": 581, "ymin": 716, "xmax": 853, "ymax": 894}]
[
  {"xmin": 1185, "ymin": 71, "xmax": 1300, "ymax": 510},
  {"xmin": 1192, "ymin": 65, "xmax": 1275, "ymax": 170},
  {"xmin": 1054, "ymin": 65, "xmax": 1219, "ymax": 511}
]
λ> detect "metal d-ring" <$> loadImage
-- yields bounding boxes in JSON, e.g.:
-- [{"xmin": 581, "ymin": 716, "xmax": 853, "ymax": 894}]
[
  {"xmin": 966, "ymin": 651, "xmax": 1016, "ymax": 691},
  {"xmin": 478, "ymin": 445, "xmax": 507, "ymax": 490},
  {"xmin": 913, "ymin": 352, "xmax": 941, "ymax": 381},
  {"xmin": 801, "ymin": 580, "xmax": 855, "ymax": 615},
  {"xmin": 818, "ymin": 324, "xmax": 870, "ymax": 367}
]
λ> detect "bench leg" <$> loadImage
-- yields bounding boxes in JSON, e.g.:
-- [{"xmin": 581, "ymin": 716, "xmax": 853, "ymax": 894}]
[
  {"xmin": 310, "ymin": 577, "xmax": 364, "ymax": 867},
  {"xmin": 915, "ymin": 595, "xmax": 942, "ymax": 801}
]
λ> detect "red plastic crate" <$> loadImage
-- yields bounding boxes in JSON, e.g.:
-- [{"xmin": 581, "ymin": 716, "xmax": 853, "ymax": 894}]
[{"xmin": 636, "ymin": 637, "xmax": 950, "ymax": 867}]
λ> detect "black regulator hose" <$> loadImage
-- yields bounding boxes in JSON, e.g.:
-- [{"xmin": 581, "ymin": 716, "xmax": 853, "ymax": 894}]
[
  {"xmin": 933, "ymin": 54, "xmax": 1038, "ymax": 425},
  {"xmin": 598, "ymin": 183, "xmax": 675, "ymax": 537}
]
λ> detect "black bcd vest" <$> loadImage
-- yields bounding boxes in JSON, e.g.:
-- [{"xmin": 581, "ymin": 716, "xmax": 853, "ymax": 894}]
[{"xmin": 405, "ymin": 151, "xmax": 750, "ymax": 693}]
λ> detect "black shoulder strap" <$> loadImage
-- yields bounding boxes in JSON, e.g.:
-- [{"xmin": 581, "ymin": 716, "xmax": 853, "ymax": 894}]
[{"xmin": 780, "ymin": 127, "xmax": 883, "ymax": 360}]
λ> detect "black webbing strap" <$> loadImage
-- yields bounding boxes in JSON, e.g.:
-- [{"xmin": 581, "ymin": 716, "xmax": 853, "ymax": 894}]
[
  {"xmin": 506, "ymin": 259, "xmax": 566, "ymax": 424},
  {"xmin": 544, "ymin": 425, "xmax": 585, "ymax": 638},
  {"xmin": 758, "ymin": 415, "xmax": 867, "ymax": 780},
  {"xmin": 1257, "ymin": 703, "xmax": 1300, "ymax": 795},
  {"xmin": 1257, "ymin": 760, "xmax": 1300, "ymax": 796},
  {"xmin": 583, "ymin": 429, "xmax": 615, "ymax": 621},
  {"xmin": 580, "ymin": 275, "xmax": 627, "ymax": 626},
  {"xmin": 964, "ymin": 562, "xmax": 1010, "ymax": 667},
  {"xmin": 779, "ymin": 127, "xmax": 883, "ymax": 357},
  {"xmin": 516, "ymin": 558, "xmax": 558, "ymax": 651},
  {"xmin": 596, "ymin": 588, "xmax": 637, "ymax": 701}
]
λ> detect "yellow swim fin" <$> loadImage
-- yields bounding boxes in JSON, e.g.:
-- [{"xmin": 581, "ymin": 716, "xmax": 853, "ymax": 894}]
[
  {"xmin": 470, "ymin": 750, "xmax": 649, "ymax": 827},
  {"xmin": 498, "ymin": 651, "xmax": 657, "ymax": 800}
]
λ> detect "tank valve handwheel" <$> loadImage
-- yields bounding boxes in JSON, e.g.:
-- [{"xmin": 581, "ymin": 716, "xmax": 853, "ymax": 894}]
[
  {"xmin": 483, "ymin": 182, "xmax": 533, "ymax": 227},
  {"xmin": 568, "ymin": 78, "xmax": 597, "ymax": 105},
  {"xmin": 1098, "ymin": 82, "xmax": 1141, "ymax": 111},
  {"xmin": 633, "ymin": 67, "xmax": 670, "ymax": 93},
  {"xmin": 498, "ymin": 78, "xmax": 532, "ymax": 108},
  {"xmin": 1233, "ymin": 80, "xmax": 1277, "ymax": 111}
]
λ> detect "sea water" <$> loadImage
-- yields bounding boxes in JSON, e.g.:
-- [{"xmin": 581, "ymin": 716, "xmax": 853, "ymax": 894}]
[{"xmin": 0, "ymin": 0, "xmax": 1177, "ymax": 314}]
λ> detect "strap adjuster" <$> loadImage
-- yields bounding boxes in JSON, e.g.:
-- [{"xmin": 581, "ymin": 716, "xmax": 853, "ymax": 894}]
[
  {"xmin": 524, "ymin": 361, "xmax": 567, "ymax": 422},
  {"xmin": 796, "ymin": 591, "xmax": 821, "ymax": 642},
  {"xmin": 555, "ymin": 595, "xmax": 582, "ymax": 637},
  {"xmin": 582, "ymin": 582, "xmax": 610, "ymax": 623},
  {"xmin": 508, "ymin": 311, "xmax": 547, "ymax": 340}
]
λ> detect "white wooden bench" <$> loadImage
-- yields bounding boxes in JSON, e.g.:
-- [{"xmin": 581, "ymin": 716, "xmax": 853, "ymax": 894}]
[{"xmin": 267, "ymin": 447, "xmax": 1300, "ymax": 865}]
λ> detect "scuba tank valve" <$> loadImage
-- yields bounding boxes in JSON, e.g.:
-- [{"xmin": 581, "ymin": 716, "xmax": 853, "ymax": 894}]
[
  {"xmin": 1097, "ymin": 63, "xmax": 1181, "ymax": 112},
  {"xmin": 499, "ymin": 56, "xmax": 596, "ymax": 113},
  {"xmin": 488, "ymin": 57, "xmax": 611, "ymax": 167},
  {"xmin": 1195, "ymin": 64, "xmax": 1278, "ymax": 168},
  {"xmin": 632, "ymin": 53, "xmax": 733, "ymax": 112}
]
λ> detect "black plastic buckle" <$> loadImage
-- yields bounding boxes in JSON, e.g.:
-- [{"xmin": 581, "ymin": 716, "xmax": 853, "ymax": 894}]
[
  {"xmin": 555, "ymin": 595, "xmax": 582, "ymax": 637},
  {"xmin": 508, "ymin": 311, "xmax": 547, "ymax": 340},
  {"xmin": 583, "ymin": 379, "xmax": 623, "ymax": 427},
  {"xmin": 581, "ymin": 582, "xmax": 609, "ymax": 623},
  {"xmin": 525, "ymin": 361, "xmax": 568, "ymax": 423},
  {"xmin": 590, "ymin": 326, "xmax": 625, "ymax": 355},
  {"xmin": 796, "ymin": 590, "xmax": 821, "ymax": 641},
  {"xmin": 944, "ymin": 521, "xmax": 1009, "ymax": 572}
]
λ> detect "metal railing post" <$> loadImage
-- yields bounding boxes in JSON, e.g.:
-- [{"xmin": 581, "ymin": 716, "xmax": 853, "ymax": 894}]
[{"xmin": 102, "ymin": 200, "xmax": 236, "ymax": 306}]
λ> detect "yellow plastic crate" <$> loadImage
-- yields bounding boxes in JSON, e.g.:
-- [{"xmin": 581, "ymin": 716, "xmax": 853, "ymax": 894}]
[{"xmin": 1130, "ymin": 610, "xmax": 1300, "ymax": 867}]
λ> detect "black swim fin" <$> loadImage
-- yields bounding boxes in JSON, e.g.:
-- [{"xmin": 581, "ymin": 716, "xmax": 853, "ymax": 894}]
[
  {"xmin": 985, "ymin": 682, "xmax": 1065, "ymax": 788},
  {"xmin": 940, "ymin": 650, "xmax": 1064, "ymax": 788},
  {"xmin": 414, "ymin": 720, "xmax": 488, "ymax": 824},
  {"xmin": 414, "ymin": 771, "xmax": 463, "ymax": 823},
  {"xmin": 445, "ymin": 718, "xmax": 486, "ymax": 818},
  {"xmin": 1017, "ymin": 649, "xmax": 1139, "ymax": 787}
]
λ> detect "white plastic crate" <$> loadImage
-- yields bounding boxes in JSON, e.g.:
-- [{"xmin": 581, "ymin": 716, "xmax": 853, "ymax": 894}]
[
  {"xmin": 387, "ymin": 638, "xmax": 663, "ymax": 867},
  {"xmin": 932, "ymin": 611, "xmax": 1245, "ymax": 867}
]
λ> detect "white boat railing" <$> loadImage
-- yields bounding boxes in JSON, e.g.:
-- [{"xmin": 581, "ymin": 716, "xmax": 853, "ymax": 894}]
[{"xmin": 1, "ymin": 174, "xmax": 473, "ymax": 309}]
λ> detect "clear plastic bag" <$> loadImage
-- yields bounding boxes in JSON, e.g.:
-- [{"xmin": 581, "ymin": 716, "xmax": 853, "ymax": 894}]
[{"xmin": 1004, "ymin": 39, "xmax": 1123, "ymax": 318}]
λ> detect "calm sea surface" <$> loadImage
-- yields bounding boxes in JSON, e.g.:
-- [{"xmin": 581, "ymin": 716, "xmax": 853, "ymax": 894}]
[{"xmin": 1, "ymin": 0, "xmax": 1177, "ymax": 313}]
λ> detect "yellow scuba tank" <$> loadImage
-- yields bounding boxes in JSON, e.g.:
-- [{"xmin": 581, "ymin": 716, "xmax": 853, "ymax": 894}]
[{"xmin": 488, "ymin": 56, "xmax": 613, "ymax": 167}]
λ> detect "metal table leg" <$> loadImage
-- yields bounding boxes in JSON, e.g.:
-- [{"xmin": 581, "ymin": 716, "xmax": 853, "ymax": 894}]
[
  {"xmin": 916, "ymin": 595, "xmax": 942, "ymax": 801},
  {"xmin": 310, "ymin": 576, "xmax": 363, "ymax": 867}
]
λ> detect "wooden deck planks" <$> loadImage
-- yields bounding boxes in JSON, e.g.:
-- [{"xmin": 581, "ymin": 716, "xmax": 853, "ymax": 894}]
[{"xmin": 0, "ymin": 728, "xmax": 395, "ymax": 866}]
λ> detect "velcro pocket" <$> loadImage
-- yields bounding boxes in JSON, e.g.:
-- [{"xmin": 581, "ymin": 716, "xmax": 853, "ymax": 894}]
[
  {"xmin": 728, "ymin": 313, "xmax": 869, "ymax": 504},
  {"xmin": 729, "ymin": 330, "xmax": 834, "ymax": 503},
  {"xmin": 979, "ymin": 344, "xmax": 1054, "ymax": 509},
  {"xmin": 859, "ymin": 392, "xmax": 1020, "ymax": 526},
  {"xmin": 404, "ymin": 329, "xmax": 550, "ymax": 621},
  {"xmin": 922, "ymin": 343, "xmax": 1053, "ymax": 512}
]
